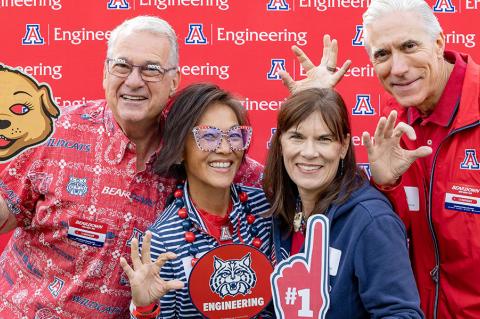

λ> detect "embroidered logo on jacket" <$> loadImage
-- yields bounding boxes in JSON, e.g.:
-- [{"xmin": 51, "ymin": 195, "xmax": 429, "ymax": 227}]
[{"xmin": 460, "ymin": 149, "xmax": 480, "ymax": 170}]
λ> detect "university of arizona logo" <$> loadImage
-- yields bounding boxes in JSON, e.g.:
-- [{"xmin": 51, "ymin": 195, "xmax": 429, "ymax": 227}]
[
  {"xmin": 210, "ymin": 253, "xmax": 257, "ymax": 298},
  {"xmin": 352, "ymin": 25, "xmax": 364, "ymax": 46},
  {"xmin": 352, "ymin": 95, "xmax": 375, "ymax": 115},
  {"xmin": 107, "ymin": 0, "xmax": 130, "ymax": 9},
  {"xmin": 22, "ymin": 24, "xmax": 45, "ymax": 45},
  {"xmin": 357, "ymin": 163, "xmax": 372, "ymax": 179},
  {"xmin": 267, "ymin": 0, "xmax": 289, "ymax": 10},
  {"xmin": 126, "ymin": 228, "xmax": 144, "ymax": 247},
  {"xmin": 48, "ymin": 276, "xmax": 65, "ymax": 298},
  {"xmin": 66, "ymin": 176, "xmax": 88, "ymax": 196},
  {"xmin": 460, "ymin": 149, "xmax": 480, "ymax": 170},
  {"xmin": 433, "ymin": 0, "xmax": 455, "ymax": 12},
  {"xmin": 267, "ymin": 128, "xmax": 277, "ymax": 149},
  {"xmin": 185, "ymin": 24, "xmax": 208, "ymax": 45},
  {"xmin": 267, "ymin": 59, "xmax": 286, "ymax": 80}
]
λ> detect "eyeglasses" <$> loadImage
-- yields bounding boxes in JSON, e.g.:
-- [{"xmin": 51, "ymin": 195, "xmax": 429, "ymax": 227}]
[
  {"xmin": 192, "ymin": 125, "xmax": 253, "ymax": 152},
  {"xmin": 105, "ymin": 58, "xmax": 177, "ymax": 82}
]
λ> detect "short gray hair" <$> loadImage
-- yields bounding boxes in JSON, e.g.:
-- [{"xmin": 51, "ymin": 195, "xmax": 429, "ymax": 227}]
[
  {"xmin": 107, "ymin": 15, "xmax": 179, "ymax": 67},
  {"xmin": 362, "ymin": 0, "xmax": 442, "ymax": 55}
]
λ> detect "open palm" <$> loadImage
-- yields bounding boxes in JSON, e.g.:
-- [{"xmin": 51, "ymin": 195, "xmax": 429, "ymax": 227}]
[
  {"xmin": 279, "ymin": 35, "xmax": 351, "ymax": 94},
  {"xmin": 362, "ymin": 111, "xmax": 432, "ymax": 186},
  {"xmin": 120, "ymin": 231, "xmax": 183, "ymax": 307}
]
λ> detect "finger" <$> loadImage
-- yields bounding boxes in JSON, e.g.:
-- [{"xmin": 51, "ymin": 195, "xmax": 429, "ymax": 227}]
[
  {"xmin": 320, "ymin": 34, "xmax": 332, "ymax": 65},
  {"xmin": 153, "ymin": 251, "xmax": 178, "ymax": 269},
  {"xmin": 383, "ymin": 110, "xmax": 398, "ymax": 139},
  {"xmin": 141, "ymin": 231, "xmax": 153, "ymax": 265},
  {"xmin": 406, "ymin": 146, "xmax": 433, "ymax": 161},
  {"xmin": 130, "ymin": 237, "xmax": 142, "ymax": 270},
  {"xmin": 278, "ymin": 70, "xmax": 295, "ymax": 93},
  {"xmin": 327, "ymin": 38, "xmax": 339, "ymax": 69},
  {"xmin": 120, "ymin": 257, "xmax": 135, "ymax": 280},
  {"xmin": 304, "ymin": 215, "xmax": 329, "ymax": 275},
  {"xmin": 373, "ymin": 116, "xmax": 387, "ymax": 143},
  {"xmin": 393, "ymin": 121, "xmax": 416, "ymax": 140},
  {"xmin": 292, "ymin": 45, "xmax": 315, "ymax": 72},
  {"xmin": 362, "ymin": 131, "xmax": 374, "ymax": 155},
  {"xmin": 331, "ymin": 60, "xmax": 352, "ymax": 86},
  {"xmin": 164, "ymin": 279, "xmax": 184, "ymax": 292}
]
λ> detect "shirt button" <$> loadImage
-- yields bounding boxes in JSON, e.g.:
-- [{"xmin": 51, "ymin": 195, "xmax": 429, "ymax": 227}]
[{"xmin": 427, "ymin": 139, "xmax": 432, "ymax": 145}]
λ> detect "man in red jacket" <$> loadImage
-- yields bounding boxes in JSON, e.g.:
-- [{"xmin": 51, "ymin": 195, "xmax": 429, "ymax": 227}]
[{"xmin": 359, "ymin": 0, "xmax": 480, "ymax": 318}]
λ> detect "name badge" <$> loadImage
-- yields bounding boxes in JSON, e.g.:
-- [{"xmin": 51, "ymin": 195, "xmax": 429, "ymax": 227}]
[{"xmin": 67, "ymin": 217, "xmax": 108, "ymax": 247}]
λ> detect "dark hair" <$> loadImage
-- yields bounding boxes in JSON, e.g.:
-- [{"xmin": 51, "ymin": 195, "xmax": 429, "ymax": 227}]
[
  {"xmin": 154, "ymin": 83, "xmax": 248, "ymax": 179},
  {"xmin": 263, "ymin": 88, "xmax": 365, "ymax": 232}
]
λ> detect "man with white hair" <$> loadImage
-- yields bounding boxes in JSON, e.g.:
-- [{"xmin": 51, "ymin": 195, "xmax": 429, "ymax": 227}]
[
  {"xmin": 359, "ymin": 1, "xmax": 480, "ymax": 318},
  {"xmin": 280, "ymin": 0, "xmax": 478, "ymax": 317},
  {"xmin": 0, "ymin": 16, "xmax": 265, "ymax": 319}
]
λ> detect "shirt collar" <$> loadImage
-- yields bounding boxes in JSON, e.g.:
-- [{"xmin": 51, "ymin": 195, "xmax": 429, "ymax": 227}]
[{"xmin": 407, "ymin": 50, "xmax": 466, "ymax": 127}]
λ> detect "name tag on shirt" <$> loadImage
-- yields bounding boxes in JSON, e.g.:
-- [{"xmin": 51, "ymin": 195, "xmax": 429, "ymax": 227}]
[
  {"xmin": 445, "ymin": 183, "xmax": 480, "ymax": 214},
  {"xmin": 67, "ymin": 217, "xmax": 108, "ymax": 247}
]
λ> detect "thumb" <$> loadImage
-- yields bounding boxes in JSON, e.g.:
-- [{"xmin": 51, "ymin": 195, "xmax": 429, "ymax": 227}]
[
  {"xmin": 164, "ymin": 279, "xmax": 184, "ymax": 292},
  {"xmin": 278, "ymin": 70, "xmax": 295, "ymax": 93},
  {"xmin": 407, "ymin": 146, "xmax": 433, "ymax": 161}
]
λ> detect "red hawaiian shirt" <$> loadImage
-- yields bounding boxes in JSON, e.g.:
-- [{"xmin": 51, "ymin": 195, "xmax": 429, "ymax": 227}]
[{"xmin": 0, "ymin": 100, "xmax": 263, "ymax": 319}]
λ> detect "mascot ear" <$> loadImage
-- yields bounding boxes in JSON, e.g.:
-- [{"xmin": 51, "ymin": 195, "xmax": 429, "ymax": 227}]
[{"xmin": 40, "ymin": 85, "xmax": 60, "ymax": 118}]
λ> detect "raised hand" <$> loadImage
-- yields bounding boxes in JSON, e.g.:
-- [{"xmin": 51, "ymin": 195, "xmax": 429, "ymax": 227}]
[
  {"xmin": 362, "ymin": 110, "xmax": 433, "ymax": 186},
  {"xmin": 271, "ymin": 215, "xmax": 330, "ymax": 319},
  {"xmin": 279, "ymin": 34, "xmax": 351, "ymax": 94},
  {"xmin": 120, "ymin": 231, "xmax": 184, "ymax": 307}
]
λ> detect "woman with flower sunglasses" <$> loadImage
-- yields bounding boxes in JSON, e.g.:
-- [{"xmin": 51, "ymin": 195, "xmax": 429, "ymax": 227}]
[{"xmin": 120, "ymin": 83, "xmax": 272, "ymax": 318}]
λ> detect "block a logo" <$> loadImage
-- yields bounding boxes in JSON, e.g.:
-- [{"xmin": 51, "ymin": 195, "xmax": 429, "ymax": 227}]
[
  {"xmin": 267, "ymin": 128, "xmax": 277, "ymax": 149},
  {"xmin": 460, "ymin": 149, "xmax": 480, "ymax": 170},
  {"xmin": 352, "ymin": 25, "xmax": 364, "ymax": 46},
  {"xmin": 107, "ymin": 0, "xmax": 130, "ymax": 9},
  {"xmin": 433, "ymin": 0, "xmax": 455, "ymax": 12},
  {"xmin": 267, "ymin": 59, "xmax": 286, "ymax": 80},
  {"xmin": 22, "ymin": 24, "xmax": 45, "ymax": 45},
  {"xmin": 48, "ymin": 276, "xmax": 65, "ymax": 298},
  {"xmin": 357, "ymin": 163, "xmax": 372, "ymax": 179},
  {"xmin": 352, "ymin": 94, "xmax": 375, "ymax": 115},
  {"xmin": 267, "ymin": 0, "xmax": 290, "ymax": 11},
  {"xmin": 185, "ymin": 24, "xmax": 208, "ymax": 45}
]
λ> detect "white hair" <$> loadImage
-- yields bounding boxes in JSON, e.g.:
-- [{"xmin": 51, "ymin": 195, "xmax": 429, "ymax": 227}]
[
  {"xmin": 107, "ymin": 15, "xmax": 179, "ymax": 66},
  {"xmin": 362, "ymin": 0, "xmax": 442, "ymax": 55}
]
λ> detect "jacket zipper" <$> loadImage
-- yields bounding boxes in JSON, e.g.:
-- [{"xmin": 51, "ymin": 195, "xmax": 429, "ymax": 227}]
[{"xmin": 427, "ymin": 120, "xmax": 479, "ymax": 319}]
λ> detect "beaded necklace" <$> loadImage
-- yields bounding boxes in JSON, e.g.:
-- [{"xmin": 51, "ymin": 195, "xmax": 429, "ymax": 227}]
[{"xmin": 172, "ymin": 182, "xmax": 263, "ymax": 266}]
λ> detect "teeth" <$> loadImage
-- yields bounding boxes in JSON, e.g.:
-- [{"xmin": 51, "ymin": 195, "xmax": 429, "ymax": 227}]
[
  {"xmin": 298, "ymin": 164, "xmax": 321, "ymax": 171},
  {"xmin": 209, "ymin": 162, "xmax": 231, "ymax": 168},
  {"xmin": 0, "ymin": 135, "xmax": 9, "ymax": 140},
  {"xmin": 122, "ymin": 95, "xmax": 146, "ymax": 100}
]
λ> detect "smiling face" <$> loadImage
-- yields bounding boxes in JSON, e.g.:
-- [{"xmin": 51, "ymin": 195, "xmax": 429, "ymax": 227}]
[
  {"xmin": 183, "ymin": 102, "xmax": 244, "ymax": 195},
  {"xmin": 102, "ymin": 30, "xmax": 179, "ymax": 135},
  {"xmin": 0, "ymin": 69, "xmax": 59, "ymax": 161},
  {"xmin": 366, "ymin": 11, "xmax": 445, "ymax": 114},
  {"xmin": 280, "ymin": 111, "xmax": 349, "ymax": 201}
]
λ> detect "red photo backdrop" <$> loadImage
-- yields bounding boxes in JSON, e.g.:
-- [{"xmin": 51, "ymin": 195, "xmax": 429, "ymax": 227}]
[{"xmin": 0, "ymin": 0, "xmax": 478, "ymax": 251}]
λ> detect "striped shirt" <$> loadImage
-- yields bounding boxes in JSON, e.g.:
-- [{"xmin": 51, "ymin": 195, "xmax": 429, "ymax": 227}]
[{"xmin": 133, "ymin": 182, "xmax": 272, "ymax": 318}]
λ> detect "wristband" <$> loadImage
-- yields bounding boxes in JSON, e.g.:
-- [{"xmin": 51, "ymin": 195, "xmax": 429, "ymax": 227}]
[{"xmin": 130, "ymin": 301, "xmax": 160, "ymax": 319}]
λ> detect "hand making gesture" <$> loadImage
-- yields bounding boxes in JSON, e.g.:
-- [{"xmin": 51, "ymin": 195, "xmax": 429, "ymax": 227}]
[
  {"xmin": 120, "ymin": 231, "xmax": 184, "ymax": 308},
  {"xmin": 362, "ymin": 110, "xmax": 433, "ymax": 186},
  {"xmin": 279, "ymin": 34, "xmax": 351, "ymax": 94}
]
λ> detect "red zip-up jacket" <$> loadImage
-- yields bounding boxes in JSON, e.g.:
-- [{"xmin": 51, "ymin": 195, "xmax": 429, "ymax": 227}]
[{"xmin": 379, "ymin": 53, "xmax": 480, "ymax": 319}]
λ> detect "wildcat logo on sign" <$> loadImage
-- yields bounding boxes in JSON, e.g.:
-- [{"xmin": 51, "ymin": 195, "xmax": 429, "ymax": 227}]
[
  {"xmin": 210, "ymin": 253, "xmax": 257, "ymax": 298},
  {"xmin": 189, "ymin": 244, "xmax": 273, "ymax": 319}
]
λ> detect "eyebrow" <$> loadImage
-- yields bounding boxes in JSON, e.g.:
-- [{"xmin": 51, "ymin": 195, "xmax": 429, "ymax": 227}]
[
  {"xmin": 13, "ymin": 90, "xmax": 32, "ymax": 97},
  {"xmin": 114, "ymin": 57, "xmax": 162, "ymax": 66}
]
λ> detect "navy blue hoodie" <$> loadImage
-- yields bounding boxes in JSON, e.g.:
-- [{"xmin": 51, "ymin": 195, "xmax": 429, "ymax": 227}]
[{"xmin": 272, "ymin": 182, "xmax": 424, "ymax": 319}]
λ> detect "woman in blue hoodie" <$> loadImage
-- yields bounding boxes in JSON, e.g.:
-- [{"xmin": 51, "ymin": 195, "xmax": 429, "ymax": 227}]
[{"xmin": 263, "ymin": 88, "xmax": 424, "ymax": 319}]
